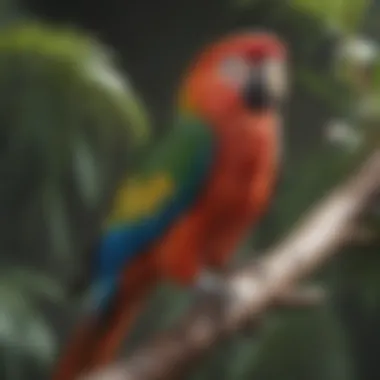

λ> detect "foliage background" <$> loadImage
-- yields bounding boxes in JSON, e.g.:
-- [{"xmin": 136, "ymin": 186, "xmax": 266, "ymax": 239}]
[{"xmin": 1, "ymin": 0, "xmax": 380, "ymax": 379}]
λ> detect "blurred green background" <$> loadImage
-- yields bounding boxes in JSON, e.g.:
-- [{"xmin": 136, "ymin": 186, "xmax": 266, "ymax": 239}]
[{"xmin": 1, "ymin": 0, "xmax": 380, "ymax": 379}]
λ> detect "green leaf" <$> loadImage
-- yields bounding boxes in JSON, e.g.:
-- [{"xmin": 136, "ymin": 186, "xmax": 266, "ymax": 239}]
[
  {"xmin": 231, "ymin": 0, "xmax": 370, "ymax": 33},
  {"xmin": 0, "ymin": 22, "xmax": 152, "ymax": 292},
  {"xmin": 72, "ymin": 136, "xmax": 102, "ymax": 208},
  {"xmin": 0, "ymin": 268, "xmax": 64, "ymax": 301},
  {"xmin": 0, "ymin": 268, "xmax": 63, "ymax": 379},
  {"xmin": 289, "ymin": 0, "xmax": 371, "ymax": 34}
]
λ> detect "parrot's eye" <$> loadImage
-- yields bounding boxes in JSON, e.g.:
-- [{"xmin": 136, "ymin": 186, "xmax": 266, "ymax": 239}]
[
  {"xmin": 262, "ymin": 59, "xmax": 288, "ymax": 100},
  {"xmin": 219, "ymin": 57, "xmax": 250, "ymax": 87}
]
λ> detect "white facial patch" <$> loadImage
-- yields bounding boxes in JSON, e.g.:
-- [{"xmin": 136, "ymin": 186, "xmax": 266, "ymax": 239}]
[
  {"xmin": 263, "ymin": 59, "xmax": 288, "ymax": 100},
  {"xmin": 219, "ymin": 56, "xmax": 250, "ymax": 88}
]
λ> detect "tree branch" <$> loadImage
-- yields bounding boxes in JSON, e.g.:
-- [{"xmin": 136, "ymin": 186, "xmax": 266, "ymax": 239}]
[
  {"xmin": 81, "ymin": 150, "xmax": 380, "ymax": 380},
  {"xmin": 272, "ymin": 284, "xmax": 326, "ymax": 308}
]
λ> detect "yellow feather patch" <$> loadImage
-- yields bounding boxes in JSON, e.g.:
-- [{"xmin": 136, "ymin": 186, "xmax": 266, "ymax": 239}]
[{"xmin": 105, "ymin": 174, "xmax": 174, "ymax": 226}]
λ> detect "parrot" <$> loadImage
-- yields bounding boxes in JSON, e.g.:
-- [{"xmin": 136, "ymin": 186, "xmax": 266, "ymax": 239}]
[{"xmin": 52, "ymin": 30, "xmax": 288, "ymax": 380}]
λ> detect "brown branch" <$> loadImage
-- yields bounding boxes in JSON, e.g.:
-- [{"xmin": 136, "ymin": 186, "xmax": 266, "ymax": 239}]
[
  {"xmin": 81, "ymin": 150, "xmax": 380, "ymax": 380},
  {"xmin": 272, "ymin": 284, "xmax": 326, "ymax": 308}
]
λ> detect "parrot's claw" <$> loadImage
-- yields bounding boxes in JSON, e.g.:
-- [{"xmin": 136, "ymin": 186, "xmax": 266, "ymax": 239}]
[
  {"xmin": 196, "ymin": 270, "xmax": 228, "ymax": 296},
  {"xmin": 193, "ymin": 269, "xmax": 263, "ymax": 335},
  {"xmin": 193, "ymin": 269, "xmax": 234, "ymax": 321}
]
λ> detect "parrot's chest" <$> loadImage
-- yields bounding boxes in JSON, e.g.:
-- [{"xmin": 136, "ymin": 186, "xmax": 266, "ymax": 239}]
[
  {"xmin": 218, "ymin": 154, "xmax": 258, "ymax": 214},
  {"xmin": 217, "ymin": 143, "xmax": 258, "ymax": 199},
  {"xmin": 211, "ymin": 122, "xmax": 278, "ymax": 220}
]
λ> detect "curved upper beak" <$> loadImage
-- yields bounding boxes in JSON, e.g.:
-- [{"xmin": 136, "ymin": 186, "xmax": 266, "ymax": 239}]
[
  {"xmin": 243, "ymin": 69, "xmax": 270, "ymax": 109},
  {"xmin": 243, "ymin": 61, "xmax": 287, "ymax": 109}
]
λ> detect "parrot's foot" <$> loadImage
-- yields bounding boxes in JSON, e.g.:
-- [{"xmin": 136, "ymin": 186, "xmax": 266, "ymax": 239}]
[
  {"xmin": 194, "ymin": 269, "xmax": 231, "ymax": 299},
  {"xmin": 193, "ymin": 261, "xmax": 269, "ymax": 331},
  {"xmin": 193, "ymin": 269, "xmax": 233, "ymax": 319},
  {"xmin": 196, "ymin": 270, "xmax": 228, "ymax": 295}
]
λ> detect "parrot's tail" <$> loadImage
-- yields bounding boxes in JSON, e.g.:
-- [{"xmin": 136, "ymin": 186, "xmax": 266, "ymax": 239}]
[{"xmin": 52, "ymin": 254, "xmax": 158, "ymax": 380}]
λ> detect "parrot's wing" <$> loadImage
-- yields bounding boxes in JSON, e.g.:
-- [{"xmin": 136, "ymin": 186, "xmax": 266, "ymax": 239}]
[{"xmin": 95, "ymin": 114, "xmax": 215, "ymax": 279}]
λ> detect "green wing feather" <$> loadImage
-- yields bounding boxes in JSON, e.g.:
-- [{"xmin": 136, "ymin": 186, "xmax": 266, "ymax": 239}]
[{"xmin": 106, "ymin": 114, "xmax": 215, "ymax": 227}]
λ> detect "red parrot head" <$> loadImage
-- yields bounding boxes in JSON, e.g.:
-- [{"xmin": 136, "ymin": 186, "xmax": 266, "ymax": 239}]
[{"xmin": 179, "ymin": 31, "xmax": 288, "ymax": 121}]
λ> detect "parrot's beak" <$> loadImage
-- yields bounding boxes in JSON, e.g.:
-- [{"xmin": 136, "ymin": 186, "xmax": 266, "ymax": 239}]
[
  {"xmin": 243, "ymin": 71, "xmax": 271, "ymax": 109},
  {"xmin": 243, "ymin": 60, "xmax": 287, "ymax": 109}
]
